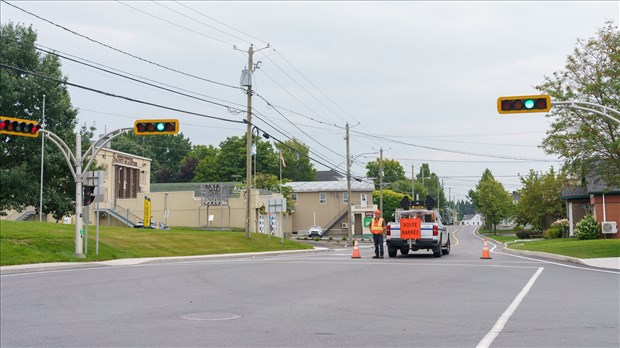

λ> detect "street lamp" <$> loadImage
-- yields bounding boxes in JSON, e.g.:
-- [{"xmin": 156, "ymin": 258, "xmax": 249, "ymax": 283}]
[{"xmin": 346, "ymin": 150, "xmax": 380, "ymax": 242}]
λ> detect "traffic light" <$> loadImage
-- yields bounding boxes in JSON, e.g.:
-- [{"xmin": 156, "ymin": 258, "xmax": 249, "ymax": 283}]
[
  {"xmin": 83, "ymin": 185, "xmax": 95, "ymax": 206},
  {"xmin": 133, "ymin": 119, "xmax": 179, "ymax": 135},
  {"xmin": 497, "ymin": 95, "xmax": 551, "ymax": 114},
  {"xmin": 0, "ymin": 116, "xmax": 41, "ymax": 138}
]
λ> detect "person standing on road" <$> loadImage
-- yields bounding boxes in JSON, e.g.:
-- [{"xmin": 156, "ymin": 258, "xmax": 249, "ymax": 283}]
[{"xmin": 370, "ymin": 209, "xmax": 386, "ymax": 259}]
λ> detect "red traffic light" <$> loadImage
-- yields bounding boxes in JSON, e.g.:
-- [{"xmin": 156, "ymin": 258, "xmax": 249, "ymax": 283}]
[
  {"xmin": 497, "ymin": 95, "xmax": 551, "ymax": 114},
  {"xmin": 0, "ymin": 116, "xmax": 41, "ymax": 138},
  {"xmin": 133, "ymin": 119, "xmax": 179, "ymax": 135}
]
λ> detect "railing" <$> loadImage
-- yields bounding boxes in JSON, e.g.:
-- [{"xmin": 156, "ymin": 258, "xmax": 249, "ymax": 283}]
[
  {"xmin": 324, "ymin": 206, "xmax": 350, "ymax": 233},
  {"xmin": 95, "ymin": 203, "xmax": 142, "ymax": 227}
]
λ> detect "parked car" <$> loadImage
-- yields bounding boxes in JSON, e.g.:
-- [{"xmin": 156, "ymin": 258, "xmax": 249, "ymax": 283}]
[
  {"xmin": 133, "ymin": 221, "xmax": 171, "ymax": 230},
  {"xmin": 307, "ymin": 225, "xmax": 324, "ymax": 237}
]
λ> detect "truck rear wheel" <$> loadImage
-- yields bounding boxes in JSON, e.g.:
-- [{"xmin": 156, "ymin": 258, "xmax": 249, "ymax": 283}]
[
  {"xmin": 433, "ymin": 238, "xmax": 442, "ymax": 257},
  {"xmin": 442, "ymin": 236, "xmax": 451, "ymax": 255},
  {"xmin": 388, "ymin": 247, "xmax": 397, "ymax": 258},
  {"xmin": 400, "ymin": 247, "xmax": 409, "ymax": 255}
]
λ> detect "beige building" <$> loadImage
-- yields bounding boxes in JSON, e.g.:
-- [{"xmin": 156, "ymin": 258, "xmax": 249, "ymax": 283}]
[
  {"xmin": 285, "ymin": 180, "xmax": 377, "ymax": 238},
  {"xmin": 3, "ymin": 147, "xmax": 290, "ymax": 237}
]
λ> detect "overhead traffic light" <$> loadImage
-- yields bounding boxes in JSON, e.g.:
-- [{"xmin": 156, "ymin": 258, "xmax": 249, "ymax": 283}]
[
  {"xmin": 83, "ymin": 185, "xmax": 95, "ymax": 206},
  {"xmin": 0, "ymin": 116, "xmax": 41, "ymax": 138},
  {"xmin": 133, "ymin": 119, "xmax": 179, "ymax": 135},
  {"xmin": 497, "ymin": 95, "xmax": 551, "ymax": 114}
]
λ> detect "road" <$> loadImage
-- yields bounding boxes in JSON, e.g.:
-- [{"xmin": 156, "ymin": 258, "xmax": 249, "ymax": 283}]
[{"xmin": 1, "ymin": 226, "xmax": 618, "ymax": 347}]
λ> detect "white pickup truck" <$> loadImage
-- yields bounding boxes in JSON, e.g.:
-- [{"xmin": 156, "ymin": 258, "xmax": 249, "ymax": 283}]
[{"xmin": 386, "ymin": 208, "xmax": 450, "ymax": 258}]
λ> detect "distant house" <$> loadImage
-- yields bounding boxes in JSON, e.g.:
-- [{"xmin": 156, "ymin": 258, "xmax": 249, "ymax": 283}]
[
  {"xmin": 316, "ymin": 169, "xmax": 343, "ymax": 182},
  {"xmin": 285, "ymin": 179, "xmax": 375, "ymax": 237},
  {"xmin": 462, "ymin": 213, "xmax": 484, "ymax": 226},
  {"xmin": 561, "ymin": 179, "xmax": 620, "ymax": 238}
]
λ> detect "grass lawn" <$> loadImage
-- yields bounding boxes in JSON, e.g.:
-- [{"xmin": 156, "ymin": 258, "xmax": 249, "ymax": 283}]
[
  {"xmin": 479, "ymin": 229, "xmax": 620, "ymax": 259},
  {"xmin": 0, "ymin": 220, "xmax": 313, "ymax": 266}
]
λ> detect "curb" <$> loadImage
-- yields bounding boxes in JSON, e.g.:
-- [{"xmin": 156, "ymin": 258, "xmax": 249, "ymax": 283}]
[{"xmin": 0, "ymin": 247, "xmax": 329, "ymax": 276}]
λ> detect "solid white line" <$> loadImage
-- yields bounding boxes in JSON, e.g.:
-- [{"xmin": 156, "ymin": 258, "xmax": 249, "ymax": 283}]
[{"xmin": 476, "ymin": 267, "xmax": 544, "ymax": 348}]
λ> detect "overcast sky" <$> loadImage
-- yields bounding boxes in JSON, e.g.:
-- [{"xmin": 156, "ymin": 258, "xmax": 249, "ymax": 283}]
[{"xmin": 2, "ymin": 1, "xmax": 618, "ymax": 201}]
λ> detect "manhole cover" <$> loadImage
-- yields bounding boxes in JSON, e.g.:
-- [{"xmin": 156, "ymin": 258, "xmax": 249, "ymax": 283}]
[{"xmin": 182, "ymin": 312, "xmax": 241, "ymax": 321}]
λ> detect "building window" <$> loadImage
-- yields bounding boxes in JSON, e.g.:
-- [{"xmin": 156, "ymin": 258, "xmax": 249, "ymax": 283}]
[
  {"xmin": 343, "ymin": 191, "xmax": 349, "ymax": 203},
  {"xmin": 320, "ymin": 192, "xmax": 326, "ymax": 204},
  {"xmin": 291, "ymin": 193, "xmax": 297, "ymax": 201}
]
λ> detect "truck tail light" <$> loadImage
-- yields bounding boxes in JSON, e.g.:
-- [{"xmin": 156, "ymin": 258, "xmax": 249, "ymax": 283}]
[
  {"xmin": 433, "ymin": 225, "xmax": 438, "ymax": 236},
  {"xmin": 386, "ymin": 224, "xmax": 391, "ymax": 236}
]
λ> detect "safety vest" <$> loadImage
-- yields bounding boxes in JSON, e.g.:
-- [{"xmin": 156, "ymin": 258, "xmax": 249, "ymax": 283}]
[{"xmin": 370, "ymin": 218, "xmax": 385, "ymax": 234}]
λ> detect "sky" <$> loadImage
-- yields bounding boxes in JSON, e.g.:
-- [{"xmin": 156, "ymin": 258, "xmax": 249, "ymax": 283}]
[{"xmin": 2, "ymin": 1, "xmax": 619, "ymax": 202}]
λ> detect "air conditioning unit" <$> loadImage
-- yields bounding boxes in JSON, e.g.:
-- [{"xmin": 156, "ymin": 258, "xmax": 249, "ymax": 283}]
[
  {"xmin": 601, "ymin": 221, "xmax": 618, "ymax": 234},
  {"xmin": 341, "ymin": 223, "xmax": 349, "ymax": 229}
]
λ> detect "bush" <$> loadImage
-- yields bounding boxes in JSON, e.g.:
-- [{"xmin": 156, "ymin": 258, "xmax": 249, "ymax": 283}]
[
  {"xmin": 513, "ymin": 225, "xmax": 525, "ymax": 232},
  {"xmin": 574, "ymin": 215, "xmax": 599, "ymax": 240},
  {"xmin": 516, "ymin": 231, "xmax": 530, "ymax": 239},
  {"xmin": 544, "ymin": 226, "xmax": 562, "ymax": 239}
]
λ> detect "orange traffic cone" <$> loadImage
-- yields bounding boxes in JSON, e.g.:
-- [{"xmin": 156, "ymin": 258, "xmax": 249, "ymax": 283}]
[
  {"xmin": 480, "ymin": 239, "xmax": 492, "ymax": 259},
  {"xmin": 351, "ymin": 239, "xmax": 361, "ymax": 259}
]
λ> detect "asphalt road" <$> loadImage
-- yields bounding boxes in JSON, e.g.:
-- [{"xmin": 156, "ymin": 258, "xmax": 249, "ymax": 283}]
[{"xmin": 1, "ymin": 226, "xmax": 619, "ymax": 347}]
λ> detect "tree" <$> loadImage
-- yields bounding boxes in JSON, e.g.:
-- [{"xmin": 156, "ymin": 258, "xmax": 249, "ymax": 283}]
[
  {"xmin": 535, "ymin": 20, "xmax": 620, "ymax": 187},
  {"xmin": 111, "ymin": 132, "xmax": 192, "ymax": 183},
  {"xmin": 515, "ymin": 168, "xmax": 567, "ymax": 232},
  {"xmin": 469, "ymin": 169, "xmax": 514, "ymax": 234},
  {"xmin": 366, "ymin": 158, "xmax": 406, "ymax": 190},
  {"xmin": 192, "ymin": 145, "xmax": 221, "ymax": 182},
  {"xmin": 276, "ymin": 138, "xmax": 316, "ymax": 181},
  {"xmin": 372, "ymin": 189, "xmax": 405, "ymax": 221},
  {"xmin": 1, "ymin": 23, "xmax": 84, "ymax": 220}
]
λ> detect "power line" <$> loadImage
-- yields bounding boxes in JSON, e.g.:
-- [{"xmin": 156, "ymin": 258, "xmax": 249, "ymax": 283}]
[
  {"xmin": 0, "ymin": 64, "xmax": 245, "ymax": 125},
  {"xmin": 117, "ymin": 1, "xmax": 236, "ymax": 46},
  {"xmin": 2, "ymin": 0, "xmax": 239, "ymax": 89}
]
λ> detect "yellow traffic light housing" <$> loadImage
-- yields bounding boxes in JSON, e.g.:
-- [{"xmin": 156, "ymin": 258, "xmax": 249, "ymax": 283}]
[
  {"xmin": 134, "ymin": 119, "xmax": 179, "ymax": 135},
  {"xmin": 0, "ymin": 116, "xmax": 41, "ymax": 138},
  {"xmin": 497, "ymin": 95, "xmax": 551, "ymax": 114}
]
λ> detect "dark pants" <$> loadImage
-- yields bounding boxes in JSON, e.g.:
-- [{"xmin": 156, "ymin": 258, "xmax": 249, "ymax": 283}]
[{"xmin": 373, "ymin": 233, "xmax": 384, "ymax": 255}]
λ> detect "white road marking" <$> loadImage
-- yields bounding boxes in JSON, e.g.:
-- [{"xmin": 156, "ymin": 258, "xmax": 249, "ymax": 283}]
[{"xmin": 476, "ymin": 267, "xmax": 544, "ymax": 348}]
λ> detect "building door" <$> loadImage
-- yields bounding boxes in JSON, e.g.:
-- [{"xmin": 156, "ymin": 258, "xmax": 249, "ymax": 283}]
[
  {"xmin": 115, "ymin": 166, "xmax": 139, "ymax": 199},
  {"xmin": 360, "ymin": 194, "xmax": 368, "ymax": 208}
]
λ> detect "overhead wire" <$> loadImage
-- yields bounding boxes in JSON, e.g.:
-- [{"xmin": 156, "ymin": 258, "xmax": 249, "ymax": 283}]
[
  {"xmin": 2, "ymin": 0, "xmax": 240, "ymax": 90},
  {"xmin": 0, "ymin": 64, "xmax": 246, "ymax": 125}
]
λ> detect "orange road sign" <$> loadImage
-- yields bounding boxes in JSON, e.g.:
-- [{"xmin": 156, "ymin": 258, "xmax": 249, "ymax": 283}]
[{"xmin": 400, "ymin": 217, "xmax": 421, "ymax": 239}]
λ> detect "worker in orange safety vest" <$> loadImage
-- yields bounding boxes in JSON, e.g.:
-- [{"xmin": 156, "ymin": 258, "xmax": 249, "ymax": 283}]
[{"xmin": 370, "ymin": 209, "xmax": 386, "ymax": 259}]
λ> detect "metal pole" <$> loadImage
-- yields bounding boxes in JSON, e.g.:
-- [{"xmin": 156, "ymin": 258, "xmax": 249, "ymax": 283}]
[
  {"xmin": 96, "ymin": 174, "xmax": 100, "ymax": 256},
  {"xmin": 379, "ymin": 148, "xmax": 383, "ymax": 216},
  {"xmin": 346, "ymin": 123, "xmax": 352, "ymax": 242},
  {"xmin": 411, "ymin": 164, "xmax": 414, "ymax": 202},
  {"xmin": 39, "ymin": 95, "xmax": 46, "ymax": 222},
  {"xmin": 75, "ymin": 132, "xmax": 85, "ymax": 257},
  {"xmin": 245, "ymin": 44, "xmax": 254, "ymax": 239}
]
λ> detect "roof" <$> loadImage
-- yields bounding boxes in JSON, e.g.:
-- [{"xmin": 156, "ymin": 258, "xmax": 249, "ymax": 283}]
[
  {"xmin": 316, "ymin": 169, "xmax": 343, "ymax": 181},
  {"xmin": 286, "ymin": 179, "xmax": 375, "ymax": 193},
  {"xmin": 561, "ymin": 186, "xmax": 589, "ymax": 199}
]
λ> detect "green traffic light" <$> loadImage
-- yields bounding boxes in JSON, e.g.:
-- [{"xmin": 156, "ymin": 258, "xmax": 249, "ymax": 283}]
[
  {"xmin": 156, "ymin": 122, "xmax": 165, "ymax": 131},
  {"xmin": 524, "ymin": 99, "xmax": 535, "ymax": 109}
]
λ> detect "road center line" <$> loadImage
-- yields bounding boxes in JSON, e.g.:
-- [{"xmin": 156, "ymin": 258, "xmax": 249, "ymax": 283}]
[{"xmin": 476, "ymin": 267, "xmax": 544, "ymax": 348}]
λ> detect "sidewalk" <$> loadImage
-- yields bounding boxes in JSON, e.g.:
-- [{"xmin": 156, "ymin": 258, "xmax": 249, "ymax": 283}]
[
  {"xmin": 0, "ymin": 248, "xmax": 330, "ymax": 276},
  {"xmin": 500, "ymin": 247, "xmax": 620, "ymax": 270}
]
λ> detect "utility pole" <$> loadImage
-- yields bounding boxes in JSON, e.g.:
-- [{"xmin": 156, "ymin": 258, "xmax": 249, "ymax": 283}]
[
  {"xmin": 39, "ymin": 95, "xmax": 46, "ymax": 222},
  {"xmin": 244, "ymin": 45, "xmax": 254, "ymax": 239},
  {"xmin": 238, "ymin": 43, "xmax": 269, "ymax": 239},
  {"xmin": 379, "ymin": 147, "xmax": 383, "ymax": 216},
  {"xmin": 346, "ymin": 123, "xmax": 352, "ymax": 242}
]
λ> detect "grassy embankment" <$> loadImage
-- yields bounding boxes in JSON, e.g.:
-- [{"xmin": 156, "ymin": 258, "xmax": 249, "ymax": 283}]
[
  {"xmin": 0, "ymin": 220, "xmax": 313, "ymax": 266},
  {"xmin": 479, "ymin": 229, "xmax": 620, "ymax": 259}
]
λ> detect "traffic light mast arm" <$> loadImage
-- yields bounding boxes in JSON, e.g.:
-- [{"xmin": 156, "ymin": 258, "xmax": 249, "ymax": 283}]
[
  {"xmin": 82, "ymin": 128, "xmax": 132, "ymax": 174},
  {"xmin": 552, "ymin": 101, "xmax": 620, "ymax": 125},
  {"xmin": 40, "ymin": 130, "xmax": 77, "ymax": 181}
]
